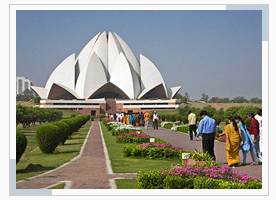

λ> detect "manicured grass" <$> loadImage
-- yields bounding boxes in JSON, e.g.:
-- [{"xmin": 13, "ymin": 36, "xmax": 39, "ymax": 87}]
[
  {"xmin": 61, "ymin": 110, "xmax": 82, "ymax": 118},
  {"xmin": 115, "ymin": 179, "xmax": 139, "ymax": 189},
  {"xmin": 100, "ymin": 122, "xmax": 182, "ymax": 188},
  {"xmin": 49, "ymin": 182, "xmax": 65, "ymax": 189},
  {"xmin": 16, "ymin": 121, "xmax": 92, "ymax": 181}
]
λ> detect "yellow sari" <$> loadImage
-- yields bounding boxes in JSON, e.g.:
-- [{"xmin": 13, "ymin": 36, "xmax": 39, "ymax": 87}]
[{"xmin": 225, "ymin": 124, "xmax": 241, "ymax": 166}]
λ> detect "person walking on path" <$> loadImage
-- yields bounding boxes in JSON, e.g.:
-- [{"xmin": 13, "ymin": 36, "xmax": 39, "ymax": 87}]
[
  {"xmin": 153, "ymin": 111, "xmax": 159, "ymax": 129},
  {"xmin": 196, "ymin": 110, "xmax": 217, "ymax": 161},
  {"xmin": 188, "ymin": 110, "xmax": 197, "ymax": 140},
  {"xmin": 219, "ymin": 117, "xmax": 243, "ymax": 168},
  {"xmin": 140, "ymin": 112, "xmax": 144, "ymax": 126},
  {"xmin": 235, "ymin": 116, "xmax": 259, "ymax": 165},
  {"xmin": 255, "ymin": 109, "xmax": 262, "ymax": 160},
  {"xmin": 144, "ymin": 111, "xmax": 150, "ymax": 129},
  {"xmin": 248, "ymin": 113, "xmax": 262, "ymax": 164}
]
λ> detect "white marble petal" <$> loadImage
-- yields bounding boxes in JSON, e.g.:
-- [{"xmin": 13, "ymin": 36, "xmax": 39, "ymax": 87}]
[
  {"xmin": 75, "ymin": 32, "xmax": 100, "ymax": 72},
  {"xmin": 45, "ymin": 53, "xmax": 75, "ymax": 97},
  {"xmin": 90, "ymin": 32, "xmax": 108, "ymax": 72},
  {"xmin": 107, "ymin": 32, "xmax": 123, "ymax": 74},
  {"xmin": 170, "ymin": 86, "xmax": 182, "ymax": 98},
  {"xmin": 31, "ymin": 86, "xmax": 48, "ymax": 99},
  {"xmin": 75, "ymin": 53, "xmax": 108, "ymax": 99},
  {"xmin": 113, "ymin": 32, "xmax": 140, "ymax": 77},
  {"xmin": 140, "ymin": 54, "xmax": 168, "ymax": 97},
  {"xmin": 110, "ymin": 53, "xmax": 138, "ymax": 99}
]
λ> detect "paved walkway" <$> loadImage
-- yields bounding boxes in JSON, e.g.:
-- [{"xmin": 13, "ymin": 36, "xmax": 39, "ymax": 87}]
[
  {"xmin": 142, "ymin": 126, "xmax": 262, "ymax": 180},
  {"xmin": 16, "ymin": 122, "xmax": 136, "ymax": 189}
]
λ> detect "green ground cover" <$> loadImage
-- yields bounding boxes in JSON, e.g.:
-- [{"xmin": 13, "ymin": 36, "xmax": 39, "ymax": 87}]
[
  {"xmin": 61, "ymin": 110, "xmax": 81, "ymax": 118},
  {"xmin": 115, "ymin": 179, "xmax": 138, "ymax": 189},
  {"xmin": 100, "ymin": 122, "xmax": 182, "ymax": 188},
  {"xmin": 16, "ymin": 121, "xmax": 92, "ymax": 181},
  {"xmin": 49, "ymin": 182, "xmax": 66, "ymax": 189}
]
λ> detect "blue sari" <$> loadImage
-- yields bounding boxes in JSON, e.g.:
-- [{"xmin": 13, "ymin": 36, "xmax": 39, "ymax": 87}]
[{"xmin": 238, "ymin": 122, "xmax": 255, "ymax": 151}]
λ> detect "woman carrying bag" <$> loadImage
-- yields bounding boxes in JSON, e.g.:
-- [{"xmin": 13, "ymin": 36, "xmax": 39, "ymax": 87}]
[{"xmin": 235, "ymin": 116, "xmax": 259, "ymax": 165}]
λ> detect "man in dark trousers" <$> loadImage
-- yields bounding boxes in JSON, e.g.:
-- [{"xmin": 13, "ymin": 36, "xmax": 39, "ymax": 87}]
[
  {"xmin": 196, "ymin": 110, "xmax": 217, "ymax": 161},
  {"xmin": 188, "ymin": 110, "xmax": 197, "ymax": 140}
]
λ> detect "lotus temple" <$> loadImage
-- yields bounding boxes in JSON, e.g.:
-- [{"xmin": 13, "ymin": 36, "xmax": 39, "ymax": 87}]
[{"xmin": 31, "ymin": 32, "xmax": 184, "ymax": 116}]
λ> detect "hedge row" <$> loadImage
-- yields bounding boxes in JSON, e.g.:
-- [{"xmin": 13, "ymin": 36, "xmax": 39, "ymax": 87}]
[
  {"xmin": 16, "ymin": 129, "xmax": 27, "ymax": 164},
  {"xmin": 116, "ymin": 132, "xmax": 169, "ymax": 145},
  {"xmin": 36, "ymin": 115, "xmax": 90, "ymax": 153}
]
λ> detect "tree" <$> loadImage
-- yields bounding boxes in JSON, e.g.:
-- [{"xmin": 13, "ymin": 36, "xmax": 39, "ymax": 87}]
[
  {"xmin": 200, "ymin": 93, "xmax": 209, "ymax": 102},
  {"xmin": 231, "ymin": 96, "xmax": 249, "ymax": 103},
  {"xmin": 174, "ymin": 93, "xmax": 183, "ymax": 100},
  {"xmin": 181, "ymin": 96, "xmax": 187, "ymax": 104},
  {"xmin": 249, "ymin": 97, "xmax": 262, "ymax": 103},
  {"xmin": 16, "ymin": 89, "xmax": 33, "ymax": 101},
  {"xmin": 184, "ymin": 92, "xmax": 190, "ymax": 101}
]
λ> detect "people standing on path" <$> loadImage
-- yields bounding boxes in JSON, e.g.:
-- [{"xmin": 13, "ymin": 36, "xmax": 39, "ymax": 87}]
[
  {"xmin": 219, "ymin": 117, "xmax": 242, "ymax": 168},
  {"xmin": 235, "ymin": 116, "xmax": 259, "ymax": 165},
  {"xmin": 153, "ymin": 111, "xmax": 158, "ymax": 129},
  {"xmin": 188, "ymin": 111, "xmax": 197, "ymax": 140},
  {"xmin": 144, "ymin": 111, "xmax": 150, "ymax": 129},
  {"xmin": 248, "ymin": 113, "xmax": 262, "ymax": 164},
  {"xmin": 255, "ymin": 109, "xmax": 262, "ymax": 162},
  {"xmin": 196, "ymin": 110, "xmax": 217, "ymax": 161},
  {"xmin": 140, "ymin": 112, "xmax": 144, "ymax": 126}
]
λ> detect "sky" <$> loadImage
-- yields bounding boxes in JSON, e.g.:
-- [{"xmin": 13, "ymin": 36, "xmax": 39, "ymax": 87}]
[{"xmin": 16, "ymin": 10, "xmax": 262, "ymax": 100}]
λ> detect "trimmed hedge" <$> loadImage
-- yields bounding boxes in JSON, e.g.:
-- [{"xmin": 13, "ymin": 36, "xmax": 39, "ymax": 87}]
[
  {"xmin": 122, "ymin": 144, "xmax": 188, "ymax": 159},
  {"xmin": 52, "ymin": 121, "xmax": 70, "ymax": 144},
  {"xmin": 36, "ymin": 124, "xmax": 61, "ymax": 153},
  {"xmin": 16, "ymin": 129, "xmax": 27, "ymax": 164}
]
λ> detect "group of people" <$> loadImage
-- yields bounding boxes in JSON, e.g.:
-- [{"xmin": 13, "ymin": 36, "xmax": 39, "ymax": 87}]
[
  {"xmin": 106, "ymin": 111, "xmax": 159, "ymax": 130},
  {"xmin": 188, "ymin": 109, "xmax": 262, "ymax": 168}
]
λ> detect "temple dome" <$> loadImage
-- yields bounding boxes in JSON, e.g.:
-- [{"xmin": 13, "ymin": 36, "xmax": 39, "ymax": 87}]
[{"xmin": 31, "ymin": 32, "xmax": 181, "ymax": 100}]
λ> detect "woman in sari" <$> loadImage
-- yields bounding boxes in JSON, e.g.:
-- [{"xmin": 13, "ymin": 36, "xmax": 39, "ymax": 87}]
[
  {"xmin": 219, "ymin": 117, "xmax": 243, "ymax": 168},
  {"xmin": 235, "ymin": 116, "xmax": 259, "ymax": 165}
]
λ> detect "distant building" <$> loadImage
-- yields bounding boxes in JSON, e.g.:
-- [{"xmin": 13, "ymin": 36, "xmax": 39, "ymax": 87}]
[{"xmin": 16, "ymin": 77, "xmax": 33, "ymax": 95}]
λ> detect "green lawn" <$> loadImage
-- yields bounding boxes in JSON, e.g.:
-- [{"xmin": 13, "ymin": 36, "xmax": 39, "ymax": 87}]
[
  {"xmin": 61, "ymin": 110, "xmax": 82, "ymax": 118},
  {"xmin": 49, "ymin": 182, "xmax": 66, "ymax": 189},
  {"xmin": 100, "ymin": 122, "xmax": 182, "ymax": 188},
  {"xmin": 115, "ymin": 179, "xmax": 139, "ymax": 189},
  {"xmin": 16, "ymin": 121, "xmax": 92, "ymax": 181}
]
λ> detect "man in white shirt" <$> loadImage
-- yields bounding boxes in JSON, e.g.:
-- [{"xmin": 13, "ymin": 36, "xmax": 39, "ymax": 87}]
[
  {"xmin": 255, "ymin": 109, "xmax": 262, "ymax": 163},
  {"xmin": 153, "ymin": 111, "xmax": 158, "ymax": 129},
  {"xmin": 188, "ymin": 111, "xmax": 197, "ymax": 140}
]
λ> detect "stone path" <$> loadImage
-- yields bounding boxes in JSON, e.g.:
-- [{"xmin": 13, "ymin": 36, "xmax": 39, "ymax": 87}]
[
  {"xmin": 142, "ymin": 126, "xmax": 262, "ymax": 180},
  {"xmin": 16, "ymin": 121, "xmax": 136, "ymax": 189}
]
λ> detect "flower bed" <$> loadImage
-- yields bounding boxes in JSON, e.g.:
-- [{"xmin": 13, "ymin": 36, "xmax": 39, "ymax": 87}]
[
  {"xmin": 117, "ymin": 132, "xmax": 168, "ymax": 144},
  {"xmin": 104, "ymin": 121, "xmax": 142, "ymax": 136},
  {"xmin": 122, "ymin": 142, "xmax": 189, "ymax": 159},
  {"xmin": 137, "ymin": 165, "xmax": 262, "ymax": 189}
]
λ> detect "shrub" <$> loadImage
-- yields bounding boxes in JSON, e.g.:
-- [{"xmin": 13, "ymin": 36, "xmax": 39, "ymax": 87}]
[
  {"xmin": 98, "ymin": 114, "xmax": 105, "ymax": 121},
  {"xmin": 225, "ymin": 119, "xmax": 229, "ymax": 125},
  {"xmin": 16, "ymin": 129, "xmax": 27, "ymax": 164},
  {"xmin": 224, "ymin": 106, "xmax": 242, "ymax": 120},
  {"xmin": 175, "ymin": 115, "xmax": 182, "ymax": 122},
  {"xmin": 52, "ymin": 121, "xmax": 70, "ymax": 144},
  {"xmin": 181, "ymin": 116, "xmax": 188, "ymax": 124},
  {"xmin": 237, "ymin": 106, "xmax": 259, "ymax": 120},
  {"xmin": 36, "ymin": 124, "xmax": 61, "ymax": 153},
  {"xmin": 177, "ymin": 125, "xmax": 189, "ymax": 133},
  {"xmin": 212, "ymin": 115, "xmax": 221, "ymax": 126},
  {"xmin": 170, "ymin": 115, "xmax": 176, "ymax": 122},
  {"xmin": 60, "ymin": 119, "xmax": 75, "ymax": 136},
  {"xmin": 165, "ymin": 114, "xmax": 170, "ymax": 121},
  {"xmin": 244, "ymin": 118, "xmax": 251, "ymax": 128},
  {"xmin": 164, "ymin": 124, "xmax": 173, "ymax": 129},
  {"xmin": 161, "ymin": 115, "xmax": 166, "ymax": 121}
]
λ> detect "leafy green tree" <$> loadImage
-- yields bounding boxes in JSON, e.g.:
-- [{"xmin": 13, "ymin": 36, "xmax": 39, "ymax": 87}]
[
  {"xmin": 200, "ymin": 93, "xmax": 209, "ymax": 102},
  {"xmin": 231, "ymin": 96, "xmax": 249, "ymax": 103},
  {"xmin": 249, "ymin": 97, "xmax": 262, "ymax": 103},
  {"xmin": 184, "ymin": 92, "xmax": 190, "ymax": 101},
  {"xmin": 200, "ymin": 106, "xmax": 216, "ymax": 118},
  {"xmin": 236, "ymin": 106, "xmax": 259, "ymax": 120},
  {"xmin": 174, "ymin": 93, "xmax": 183, "ymax": 100},
  {"xmin": 224, "ymin": 106, "xmax": 242, "ymax": 119},
  {"xmin": 181, "ymin": 96, "xmax": 187, "ymax": 104}
]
